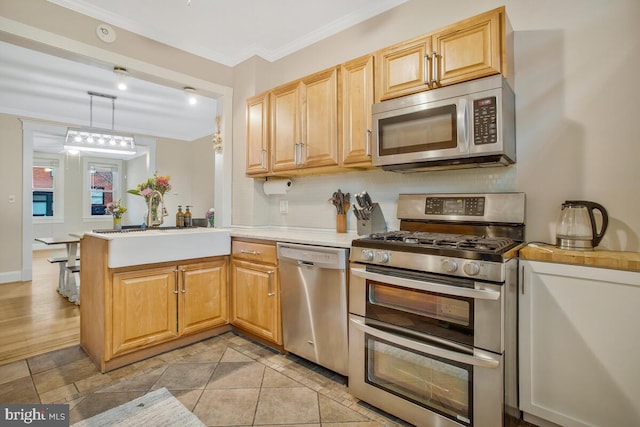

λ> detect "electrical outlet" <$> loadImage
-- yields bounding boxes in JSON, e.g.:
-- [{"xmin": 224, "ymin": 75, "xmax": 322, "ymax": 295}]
[{"xmin": 279, "ymin": 200, "xmax": 288, "ymax": 214}]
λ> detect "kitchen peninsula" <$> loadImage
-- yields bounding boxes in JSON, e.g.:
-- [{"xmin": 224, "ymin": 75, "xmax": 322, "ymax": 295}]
[{"xmin": 79, "ymin": 227, "xmax": 231, "ymax": 373}]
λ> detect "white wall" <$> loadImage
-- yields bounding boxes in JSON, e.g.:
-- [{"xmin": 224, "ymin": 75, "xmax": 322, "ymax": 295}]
[{"xmin": 232, "ymin": 0, "xmax": 640, "ymax": 252}]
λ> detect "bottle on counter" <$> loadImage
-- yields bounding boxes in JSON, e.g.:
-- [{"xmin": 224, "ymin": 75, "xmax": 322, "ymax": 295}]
[
  {"xmin": 184, "ymin": 205, "xmax": 192, "ymax": 227},
  {"xmin": 176, "ymin": 205, "xmax": 184, "ymax": 228}
]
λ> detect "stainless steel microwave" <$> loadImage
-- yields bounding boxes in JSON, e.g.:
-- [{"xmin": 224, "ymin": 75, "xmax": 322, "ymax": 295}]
[{"xmin": 372, "ymin": 75, "xmax": 515, "ymax": 172}]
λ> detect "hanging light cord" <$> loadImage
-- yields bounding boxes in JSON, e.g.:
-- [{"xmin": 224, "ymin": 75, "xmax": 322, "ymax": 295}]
[{"xmin": 87, "ymin": 91, "xmax": 117, "ymax": 130}]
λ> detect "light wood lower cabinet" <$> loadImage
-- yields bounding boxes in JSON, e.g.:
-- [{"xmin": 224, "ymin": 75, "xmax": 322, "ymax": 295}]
[
  {"xmin": 80, "ymin": 234, "xmax": 229, "ymax": 373},
  {"xmin": 230, "ymin": 239, "xmax": 282, "ymax": 345},
  {"xmin": 111, "ymin": 266, "xmax": 179, "ymax": 356},
  {"xmin": 110, "ymin": 259, "xmax": 228, "ymax": 357}
]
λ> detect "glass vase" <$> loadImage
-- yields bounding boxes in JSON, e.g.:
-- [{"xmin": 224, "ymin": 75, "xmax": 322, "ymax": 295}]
[
  {"xmin": 113, "ymin": 217, "xmax": 122, "ymax": 230},
  {"xmin": 148, "ymin": 197, "xmax": 160, "ymax": 225}
]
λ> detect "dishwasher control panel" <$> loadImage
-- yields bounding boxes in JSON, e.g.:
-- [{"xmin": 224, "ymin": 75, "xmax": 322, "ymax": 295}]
[{"xmin": 277, "ymin": 243, "xmax": 349, "ymax": 269}]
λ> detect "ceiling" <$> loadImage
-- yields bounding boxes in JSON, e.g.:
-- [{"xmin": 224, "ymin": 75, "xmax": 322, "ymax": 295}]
[
  {"xmin": 47, "ymin": 0, "xmax": 407, "ymax": 66},
  {"xmin": 0, "ymin": 0, "xmax": 406, "ymax": 156}
]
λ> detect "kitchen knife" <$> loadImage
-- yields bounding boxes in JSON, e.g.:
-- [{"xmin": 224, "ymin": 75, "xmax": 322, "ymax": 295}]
[{"xmin": 363, "ymin": 191, "xmax": 373, "ymax": 209}]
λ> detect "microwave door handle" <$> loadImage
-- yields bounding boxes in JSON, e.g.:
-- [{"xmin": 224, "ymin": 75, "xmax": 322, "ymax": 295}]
[
  {"xmin": 457, "ymin": 98, "xmax": 469, "ymax": 152},
  {"xmin": 350, "ymin": 315, "xmax": 500, "ymax": 369},
  {"xmin": 351, "ymin": 267, "xmax": 500, "ymax": 300},
  {"xmin": 365, "ymin": 129, "xmax": 372, "ymax": 157}
]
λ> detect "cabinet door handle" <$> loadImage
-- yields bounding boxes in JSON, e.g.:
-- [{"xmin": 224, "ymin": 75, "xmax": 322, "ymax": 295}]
[
  {"xmin": 260, "ymin": 149, "xmax": 266, "ymax": 169},
  {"xmin": 365, "ymin": 129, "xmax": 372, "ymax": 157},
  {"xmin": 173, "ymin": 269, "xmax": 179, "ymax": 294},
  {"xmin": 297, "ymin": 142, "xmax": 305, "ymax": 165},
  {"xmin": 520, "ymin": 264, "xmax": 525, "ymax": 295},
  {"xmin": 240, "ymin": 249, "xmax": 260, "ymax": 255},
  {"xmin": 181, "ymin": 268, "xmax": 187, "ymax": 293},
  {"xmin": 431, "ymin": 51, "xmax": 439, "ymax": 86},
  {"xmin": 293, "ymin": 143, "xmax": 298, "ymax": 165},
  {"xmin": 267, "ymin": 270, "xmax": 275, "ymax": 296},
  {"xmin": 424, "ymin": 53, "xmax": 432, "ymax": 88}
]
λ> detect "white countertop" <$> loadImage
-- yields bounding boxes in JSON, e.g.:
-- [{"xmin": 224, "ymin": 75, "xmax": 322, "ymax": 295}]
[{"xmin": 230, "ymin": 226, "xmax": 359, "ymax": 249}]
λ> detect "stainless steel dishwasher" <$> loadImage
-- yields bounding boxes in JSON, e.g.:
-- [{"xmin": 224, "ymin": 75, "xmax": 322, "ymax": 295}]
[{"xmin": 277, "ymin": 242, "xmax": 349, "ymax": 375}]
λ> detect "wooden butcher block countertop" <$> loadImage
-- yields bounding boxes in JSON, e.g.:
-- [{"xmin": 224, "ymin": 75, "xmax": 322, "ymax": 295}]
[{"xmin": 519, "ymin": 243, "xmax": 640, "ymax": 273}]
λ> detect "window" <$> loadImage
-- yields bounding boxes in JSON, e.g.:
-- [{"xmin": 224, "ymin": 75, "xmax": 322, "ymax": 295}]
[
  {"xmin": 84, "ymin": 159, "xmax": 122, "ymax": 219},
  {"xmin": 32, "ymin": 157, "xmax": 63, "ymax": 220}
]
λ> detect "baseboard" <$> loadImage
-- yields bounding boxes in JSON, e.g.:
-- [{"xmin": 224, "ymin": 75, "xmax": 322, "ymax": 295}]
[
  {"xmin": 0, "ymin": 270, "xmax": 22, "ymax": 284},
  {"xmin": 523, "ymin": 412, "xmax": 564, "ymax": 427}
]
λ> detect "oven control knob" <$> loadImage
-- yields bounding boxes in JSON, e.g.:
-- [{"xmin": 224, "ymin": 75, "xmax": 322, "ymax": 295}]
[
  {"xmin": 375, "ymin": 251, "xmax": 390, "ymax": 263},
  {"xmin": 463, "ymin": 262, "xmax": 481, "ymax": 276},
  {"xmin": 442, "ymin": 259, "xmax": 458, "ymax": 273},
  {"xmin": 361, "ymin": 250, "xmax": 374, "ymax": 261}
]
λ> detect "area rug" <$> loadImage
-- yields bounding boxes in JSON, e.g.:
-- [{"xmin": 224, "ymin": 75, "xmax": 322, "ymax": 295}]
[{"xmin": 71, "ymin": 387, "xmax": 205, "ymax": 427}]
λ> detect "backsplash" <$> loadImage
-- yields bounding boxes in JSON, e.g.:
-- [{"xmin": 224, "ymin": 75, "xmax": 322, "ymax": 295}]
[{"xmin": 235, "ymin": 166, "xmax": 518, "ymax": 232}]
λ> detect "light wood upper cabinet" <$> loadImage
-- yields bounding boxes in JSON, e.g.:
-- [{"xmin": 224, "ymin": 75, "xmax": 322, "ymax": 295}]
[
  {"xmin": 270, "ymin": 67, "xmax": 339, "ymax": 173},
  {"xmin": 375, "ymin": 7, "xmax": 511, "ymax": 102},
  {"xmin": 301, "ymin": 68, "xmax": 339, "ymax": 169},
  {"xmin": 246, "ymin": 92, "xmax": 270, "ymax": 176},
  {"xmin": 432, "ymin": 8, "xmax": 503, "ymax": 87},
  {"xmin": 271, "ymin": 81, "xmax": 301, "ymax": 172},
  {"xmin": 375, "ymin": 35, "xmax": 432, "ymax": 102},
  {"xmin": 245, "ymin": 7, "xmax": 513, "ymax": 175},
  {"xmin": 340, "ymin": 54, "xmax": 375, "ymax": 167}
]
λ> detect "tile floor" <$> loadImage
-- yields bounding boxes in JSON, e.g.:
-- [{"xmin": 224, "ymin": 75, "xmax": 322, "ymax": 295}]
[{"xmin": 0, "ymin": 331, "xmax": 409, "ymax": 426}]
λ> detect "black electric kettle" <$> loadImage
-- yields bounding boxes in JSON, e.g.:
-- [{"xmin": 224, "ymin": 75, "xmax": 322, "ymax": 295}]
[{"xmin": 556, "ymin": 200, "xmax": 608, "ymax": 250}]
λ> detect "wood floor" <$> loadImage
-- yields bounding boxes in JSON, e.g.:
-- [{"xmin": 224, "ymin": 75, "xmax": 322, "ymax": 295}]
[{"xmin": 0, "ymin": 250, "xmax": 80, "ymax": 366}]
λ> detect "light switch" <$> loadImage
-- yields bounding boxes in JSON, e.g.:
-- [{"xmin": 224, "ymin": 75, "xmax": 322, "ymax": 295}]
[
  {"xmin": 279, "ymin": 200, "xmax": 288, "ymax": 214},
  {"xmin": 8, "ymin": 195, "xmax": 16, "ymax": 203}
]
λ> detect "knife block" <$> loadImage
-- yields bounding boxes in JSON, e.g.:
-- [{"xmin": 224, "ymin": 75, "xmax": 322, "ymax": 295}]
[{"xmin": 355, "ymin": 203, "xmax": 387, "ymax": 236}]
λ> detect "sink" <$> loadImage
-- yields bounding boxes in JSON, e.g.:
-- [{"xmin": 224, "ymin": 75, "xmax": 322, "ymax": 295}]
[
  {"xmin": 92, "ymin": 225, "xmax": 188, "ymax": 234},
  {"xmin": 87, "ymin": 227, "xmax": 231, "ymax": 268}
]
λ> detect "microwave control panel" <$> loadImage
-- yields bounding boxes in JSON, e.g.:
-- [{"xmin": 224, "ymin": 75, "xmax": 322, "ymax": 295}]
[{"xmin": 473, "ymin": 96, "xmax": 497, "ymax": 145}]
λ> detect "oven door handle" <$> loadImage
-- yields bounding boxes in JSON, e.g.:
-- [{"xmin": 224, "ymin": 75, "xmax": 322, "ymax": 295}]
[
  {"xmin": 351, "ymin": 268, "xmax": 500, "ymax": 301},
  {"xmin": 350, "ymin": 315, "xmax": 500, "ymax": 369}
]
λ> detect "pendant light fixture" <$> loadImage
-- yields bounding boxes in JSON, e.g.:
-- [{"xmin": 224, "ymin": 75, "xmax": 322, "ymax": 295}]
[
  {"xmin": 64, "ymin": 91, "xmax": 136, "ymax": 155},
  {"xmin": 113, "ymin": 66, "xmax": 129, "ymax": 91},
  {"xmin": 184, "ymin": 86, "xmax": 198, "ymax": 105}
]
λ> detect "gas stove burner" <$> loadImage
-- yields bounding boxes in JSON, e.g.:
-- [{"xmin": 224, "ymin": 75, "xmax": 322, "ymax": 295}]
[{"xmin": 365, "ymin": 231, "xmax": 516, "ymax": 253}]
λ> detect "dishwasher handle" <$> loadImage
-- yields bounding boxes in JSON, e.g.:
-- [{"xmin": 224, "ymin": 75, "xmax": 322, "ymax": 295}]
[{"xmin": 277, "ymin": 242, "xmax": 349, "ymax": 270}]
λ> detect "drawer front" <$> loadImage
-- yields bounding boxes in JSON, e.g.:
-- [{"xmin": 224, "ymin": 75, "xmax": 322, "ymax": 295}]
[{"xmin": 232, "ymin": 240, "xmax": 277, "ymax": 264}]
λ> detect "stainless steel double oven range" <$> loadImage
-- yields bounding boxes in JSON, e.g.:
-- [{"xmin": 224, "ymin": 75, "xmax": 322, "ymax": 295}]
[{"xmin": 349, "ymin": 192, "xmax": 524, "ymax": 427}]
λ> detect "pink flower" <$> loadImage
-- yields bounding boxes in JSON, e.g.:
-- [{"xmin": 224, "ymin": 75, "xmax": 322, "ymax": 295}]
[{"xmin": 140, "ymin": 188, "xmax": 152, "ymax": 197}]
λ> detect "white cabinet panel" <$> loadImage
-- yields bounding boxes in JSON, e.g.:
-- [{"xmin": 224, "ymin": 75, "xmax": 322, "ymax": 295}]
[{"xmin": 519, "ymin": 260, "xmax": 640, "ymax": 427}]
